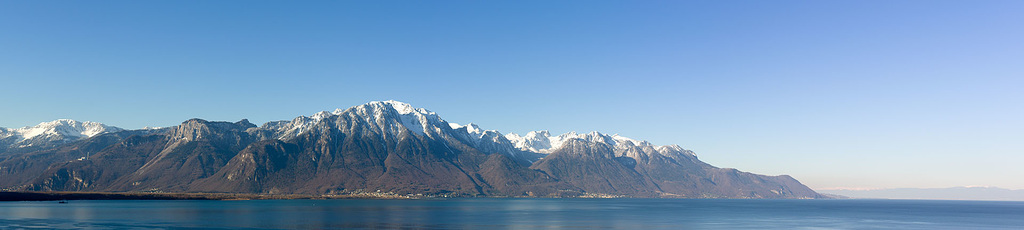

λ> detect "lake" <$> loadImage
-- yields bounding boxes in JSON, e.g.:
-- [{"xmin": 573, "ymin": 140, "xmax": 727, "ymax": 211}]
[{"xmin": 1, "ymin": 198, "xmax": 1022, "ymax": 229}]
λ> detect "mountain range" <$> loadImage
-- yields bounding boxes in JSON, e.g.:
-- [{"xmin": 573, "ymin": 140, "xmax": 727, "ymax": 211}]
[
  {"xmin": 0, "ymin": 101, "xmax": 822, "ymax": 198},
  {"xmin": 0, "ymin": 119, "xmax": 122, "ymax": 152}
]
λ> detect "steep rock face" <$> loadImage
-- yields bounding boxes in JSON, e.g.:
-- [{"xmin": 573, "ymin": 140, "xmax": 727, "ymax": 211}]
[
  {"xmin": 450, "ymin": 123, "xmax": 533, "ymax": 163},
  {"xmin": 105, "ymin": 119, "xmax": 257, "ymax": 191},
  {"xmin": 26, "ymin": 119, "xmax": 256, "ymax": 192},
  {"xmin": 190, "ymin": 140, "xmax": 302, "ymax": 193},
  {"xmin": 0, "ymin": 131, "xmax": 151, "ymax": 190},
  {"xmin": 531, "ymin": 139, "xmax": 662, "ymax": 196},
  {"xmin": 29, "ymin": 135, "xmax": 165, "ymax": 191},
  {"xmin": 195, "ymin": 102, "xmax": 569, "ymax": 196}
]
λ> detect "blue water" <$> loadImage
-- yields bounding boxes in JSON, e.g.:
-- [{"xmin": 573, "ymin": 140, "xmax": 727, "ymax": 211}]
[{"xmin": 0, "ymin": 199, "xmax": 1022, "ymax": 229}]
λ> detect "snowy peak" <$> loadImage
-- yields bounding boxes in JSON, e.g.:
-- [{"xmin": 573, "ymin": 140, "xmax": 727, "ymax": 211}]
[
  {"xmin": 347, "ymin": 100, "xmax": 447, "ymax": 137},
  {"xmin": 505, "ymin": 130, "xmax": 696, "ymax": 159},
  {"xmin": 311, "ymin": 111, "xmax": 334, "ymax": 120},
  {"xmin": 1, "ymin": 119, "xmax": 123, "ymax": 147},
  {"xmin": 262, "ymin": 108, "xmax": 347, "ymax": 140},
  {"xmin": 378, "ymin": 100, "xmax": 435, "ymax": 116},
  {"xmin": 450, "ymin": 123, "xmax": 487, "ymax": 137},
  {"xmin": 451, "ymin": 123, "xmax": 508, "ymax": 146},
  {"xmin": 505, "ymin": 130, "xmax": 556, "ymax": 153},
  {"xmin": 557, "ymin": 131, "xmax": 616, "ymax": 147},
  {"xmin": 261, "ymin": 100, "xmax": 451, "ymax": 140},
  {"xmin": 0, "ymin": 127, "xmax": 13, "ymax": 139},
  {"xmin": 611, "ymin": 134, "xmax": 647, "ymax": 147},
  {"xmin": 18, "ymin": 119, "xmax": 121, "ymax": 139}
]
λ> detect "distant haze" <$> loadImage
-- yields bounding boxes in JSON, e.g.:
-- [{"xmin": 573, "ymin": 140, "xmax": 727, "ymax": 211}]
[{"xmin": 819, "ymin": 187, "xmax": 1024, "ymax": 201}]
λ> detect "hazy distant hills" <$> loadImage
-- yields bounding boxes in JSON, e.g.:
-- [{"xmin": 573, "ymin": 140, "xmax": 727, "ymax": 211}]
[
  {"xmin": 0, "ymin": 101, "xmax": 821, "ymax": 198},
  {"xmin": 819, "ymin": 187, "xmax": 1024, "ymax": 201}
]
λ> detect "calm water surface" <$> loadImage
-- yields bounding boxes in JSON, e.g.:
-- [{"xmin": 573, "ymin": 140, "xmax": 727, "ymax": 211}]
[{"xmin": 0, "ymin": 198, "xmax": 1022, "ymax": 229}]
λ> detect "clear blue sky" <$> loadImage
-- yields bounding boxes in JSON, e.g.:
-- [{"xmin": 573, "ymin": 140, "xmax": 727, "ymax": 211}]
[{"xmin": 1, "ymin": 1, "xmax": 1022, "ymax": 190}]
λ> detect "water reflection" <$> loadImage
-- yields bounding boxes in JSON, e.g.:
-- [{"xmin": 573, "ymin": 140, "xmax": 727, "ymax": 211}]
[{"xmin": 0, "ymin": 199, "xmax": 1022, "ymax": 229}]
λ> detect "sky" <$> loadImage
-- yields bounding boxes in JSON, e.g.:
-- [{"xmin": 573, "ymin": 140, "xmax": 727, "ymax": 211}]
[{"xmin": 1, "ymin": 1, "xmax": 1022, "ymax": 190}]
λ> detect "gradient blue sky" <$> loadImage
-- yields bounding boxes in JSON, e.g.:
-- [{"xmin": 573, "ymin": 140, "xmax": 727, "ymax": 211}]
[{"xmin": 1, "ymin": 1, "xmax": 1022, "ymax": 190}]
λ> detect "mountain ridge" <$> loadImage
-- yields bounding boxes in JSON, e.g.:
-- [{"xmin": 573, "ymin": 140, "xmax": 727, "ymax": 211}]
[
  {"xmin": 0, "ymin": 119, "xmax": 123, "ymax": 153},
  {"xmin": 0, "ymin": 100, "xmax": 822, "ymax": 198}
]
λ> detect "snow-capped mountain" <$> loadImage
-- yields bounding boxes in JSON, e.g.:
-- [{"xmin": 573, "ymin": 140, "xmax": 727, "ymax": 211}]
[
  {"xmin": 0, "ymin": 119, "xmax": 123, "ymax": 149},
  {"xmin": 504, "ymin": 131, "xmax": 555, "ymax": 153},
  {"xmin": 338, "ymin": 100, "xmax": 452, "ymax": 138},
  {"xmin": 449, "ymin": 123, "xmax": 522, "ymax": 158},
  {"xmin": 250, "ymin": 101, "xmax": 688, "ymax": 162},
  {"xmin": 505, "ymin": 130, "xmax": 696, "ymax": 160},
  {"xmin": 244, "ymin": 100, "xmax": 696, "ymax": 164},
  {"xmin": 255, "ymin": 100, "xmax": 451, "ymax": 140},
  {"xmin": 256, "ymin": 108, "xmax": 345, "ymax": 140},
  {"xmin": 0, "ymin": 100, "xmax": 822, "ymax": 199}
]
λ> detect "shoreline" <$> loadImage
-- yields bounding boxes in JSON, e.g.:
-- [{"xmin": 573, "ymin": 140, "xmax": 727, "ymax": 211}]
[
  {"xmin": 0, "ymin": 191, "xmax": 831, "ymax": 201},
  {"xmin": 0, "ymin": 191, "xmax": 413, "ymax": 201}
]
